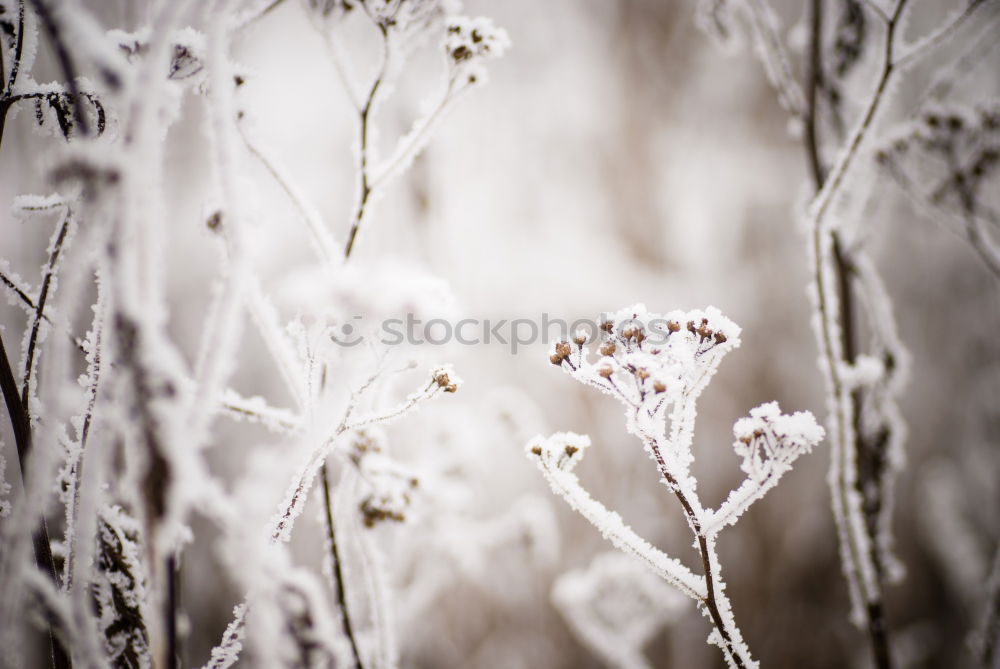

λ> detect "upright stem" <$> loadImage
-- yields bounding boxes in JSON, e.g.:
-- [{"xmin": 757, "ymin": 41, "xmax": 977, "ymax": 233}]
[
  {"xmin": 646, "ymin": 436, "xmax": 748, "ymax": 668},
  {"xmin": 0, "ymin": 0, "xmax": 25, "ymax": 151},
  {"xmin": 321, "ymin": 464, "xmax": 365, "ymax": 669},
  {"xmin": 344, "ymin": 28, "xmax": 389, "ymax": 259},
  {"xmin": 804, "ymin": 3, "xmax": 908, "ymax": 668},
  {"xmin": 21, "ymin": 207, "xmax": 73, "ymax": 410},
  {"xmin": 165, "ymin": 553, "xmax": 179, "ymax": 669},
  {"xmin": 0, "ymin": 333, "xmax": 72, "ymax": 669},
  {"xmin": 28, "ymin": 0, "xmax": 89, "ymax": 136}
]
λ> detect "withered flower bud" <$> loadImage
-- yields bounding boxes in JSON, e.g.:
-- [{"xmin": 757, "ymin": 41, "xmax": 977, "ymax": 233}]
[
  {"xmin": 565, "ymin": 445, "xmax": 578, "ymax": 456},
  {"xmin": 653, "ymin": 381, "xmax": 666, "ymax": 393},
  {"xmin": 573, "ymin": 334, "xmax": 587, "ymax": 346},
  {"xmin": 714, "ymin": 331, "xmax": 727, "ymax": 344},
  {"xmin": 555, "ymin": 341, "xmax": 572, "ymax": 358},
  {"xmin": 598, "ymin": 366, "xmax": 613, "ymax": 378},
  {"xmin": 600, "ymin": 321, "xmax": 614, "ymax": 333},
  {"xmin": 530, "ymin": 445, "xmax": 542, "ymax": 456},
  {"xmin": 600, "ymin": 342, "xmax": 616, "ymax": 357},
  {"xmin": 636, "ymin": 369, "xmax": 650, "ymax": 380},
  {"xmin": 433, "ymin": 372, "xmax": 458, "ymax": 392},
  {"xmin": 667, "ymin": 321, "xmax": 680, "ymax": 333}
]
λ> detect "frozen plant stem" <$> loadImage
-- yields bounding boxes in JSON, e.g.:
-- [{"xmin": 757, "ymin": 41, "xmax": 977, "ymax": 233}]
[
  {"xmin": 321, "ymin": 465, "xmax": 365, "ymax": 669},
  {"xmin": 21, "ymin": 205, "xmax": 74, "ymax": 411},
  {"xmin": 27, "ymin": 0, "xmax": 89, "ymax": 136},
  {"xmin": 532, "ymin": 306, "xmax": 824, "ymax": 667},
  {"xmin": 166, "ymin": 553, "xmax": 179, "ymax": 669},
  {"xmin": 805, "ymin": 3, "xmax": 910, "ymax": 667},
  {"xmin": 648, "ymin": 437, "xmax": 745, "ymax": 669},
  {"xmin": 0, "ymin": 333, "xmax": 71, "ymax": 669},
  {"xmin": 0, "ymin": 0, "xmax": 25, "ymax": 151},
  {"xmin": 344, "ymin": 25, "xmax": 390, "ymax": 259}
]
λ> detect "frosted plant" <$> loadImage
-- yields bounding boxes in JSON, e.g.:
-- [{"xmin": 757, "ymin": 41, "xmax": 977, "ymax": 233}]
[
  {"xmin": 528, "ymin": 305, "xmax": 824, "ymax": 668},
  {"xmin": 552, "ymin": 550, "xmax": 687, "ymax": 669},
  {"xmin": 0, "ymin": 0, "xmax": 503, "ymax": 667},
  {"xmin": 692, "ymin": 2, "xmax": 1000, "ymax": 666},
  {"xmin": 876, "ymin": 102, "xmax": 1000, "ymax": 277}
]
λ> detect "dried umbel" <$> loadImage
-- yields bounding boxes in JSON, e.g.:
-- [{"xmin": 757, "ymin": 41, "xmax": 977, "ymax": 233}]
[
  {"xmin": 877, "ymin": 104, "xmax": 1000, "ymax": 216},
  {"xmin": 442, "ymin": 15, "xmax": 510, "ymax": 86},
  {"xmin": 530, "ymin": 305, "xmax": 824, "ymax": 669},
  {"xmin": 547, "ymin": 304, "xmax": 741, "ymax": 440}
]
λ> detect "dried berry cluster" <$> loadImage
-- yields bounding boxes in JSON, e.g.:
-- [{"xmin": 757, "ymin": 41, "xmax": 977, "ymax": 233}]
[
  {"xmin": 350, "ymin": 432, "xmax": 420, "ymax": 528},
  {"xmin": 443, "ymin": 15, "xmax": 510, "ymax": 85},
  {"xmin": 547, "ymin": 306, "xmax": 741, "ymax": 417},
  {"xmin": 731, "ymin": 402, "xmax": 823, "ymax": 485}
]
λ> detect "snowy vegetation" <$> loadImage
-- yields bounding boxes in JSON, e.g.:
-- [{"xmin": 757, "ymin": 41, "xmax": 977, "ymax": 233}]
[{"xmin": 1, "ymin": 0, "xmax": 999, "ymax": 668}]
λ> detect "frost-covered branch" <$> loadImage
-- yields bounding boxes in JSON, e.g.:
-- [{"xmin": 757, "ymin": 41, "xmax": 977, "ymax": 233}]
[{"xmin": 530, "ymin": 305, "xmax": 823, "ymax": 669}]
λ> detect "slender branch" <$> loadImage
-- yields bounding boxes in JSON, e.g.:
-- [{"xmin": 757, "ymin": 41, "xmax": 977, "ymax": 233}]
[
  {"xmin": 859, "ymin": 0, "xmax": 889, "ymax": 24},
  {"xmin": 2, "ymin": 0, "xmax": 24, "ymax": 97},
  {"xmin": 894, "ymin": 0, "xmax": 995, "ymax": 70},
  {"xmin": 804, "ymin": 0, "xmax": 826, "ymax": 188},
  {"xmin": 63, "ymin": 277, "xmax": 105, "ymax": 589},
  {"xmin": 0, "ymin": 0, "xmax": 25, "ymax": 150},
  {"xmin": 344, "ymin": 26, "xmax": 389, "ymax": 259},
  {"xmin": 237, "ymin": 0, "xmax": 288, "ymax": 29},
  {"xmin": 806, "ymin": 4, "xmax": 909, "ymax": 668},
  {"xmin": 646, "ymin": 437, "xmax": 748, "ymax": 669},
  {"xmin": 321, "ymin": 464, "xmax": 365, "ymax": 669},
  {"xmin": 21, "ymin": 205, "xmax": 73, "ymax": 411},
  {"xmin": 166, "ymin": 553, "xmax": 179, "ymax": 669},
  {"xmin": 0, "ymin": 332, "xmax": 72, "ymax": 669},
  {"xmin": 238, "ymin": 123, "xmax": 339, "ymax": 262},
  {"xmin": 28, "ymin": 0, "xmax": 89, "ymax": 136}
]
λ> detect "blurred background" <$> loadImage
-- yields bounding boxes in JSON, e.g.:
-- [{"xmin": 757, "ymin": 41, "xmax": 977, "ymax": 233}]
[{"xmin": 2, "ymin": 0, "xmax": 999, "ymax": 667}]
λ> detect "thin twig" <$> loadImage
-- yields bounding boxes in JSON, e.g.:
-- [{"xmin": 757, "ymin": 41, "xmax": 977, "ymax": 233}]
[
  {"xmin": 894, "ymin": 0, "xmax": 996, "ymax": 70},
  {"xmin": 806, "ymin": 4, "xmax": 909, "ymax": 668},
  {"xmin": 321, "ymin": 465, "xmax": 365, "ymax": 669},
  {"xmin": 21, "ymin": 205, "xmax": 73, "ymax": 411},
  {"xmin": 0, "ymin": 332, "xmax": 72, "ymax": 669},
  {"xmin": 166, "ymin": 553, "xmax": 179, "ymax": 669},
  {"xmin": 0, "ymin": 0, "xmax": 25, "ymax": 151},
  {"xmin": 28, "ymin": 0, "xmax": 89, "ymax": 136},
  {"xmin": 646, "ymin": 436, "xmax": 748, "ymax": 669},
  {"xmin": 344, "ymin": 25, "xmax": 390, "ymax": 258}
]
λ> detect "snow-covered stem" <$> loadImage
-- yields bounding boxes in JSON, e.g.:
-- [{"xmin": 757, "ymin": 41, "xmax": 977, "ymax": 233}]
[
  {"xmin": 532, "ymin": 306, "xmax": 823, "ymax": 668},
  {"xmin": 367, "ymin": 76, "xmax": 465, "ymax": 192},
  {"xmin": 61, "ymin": 270, "xmax": 106, "ymax": 591},
  {"xmin": 802, "ymin": 7, "xmax": 910, "ymax": 669},
  {"xmin": 0, "ymin": 332, "xmax": 71, "ymax": 669},
  {"xmin": 893, "ymin": 0, "xmax": 996, "ymax": 71},
  {"xmin": 208, "ymin": 367, "xmax": 460, "ymax": 665},
  {"xmin": 320, "ymin": 464, "xmax": 365, "ymax": 669},
  {"xmin": 188, "ymin": 0, "xmax": 253, "ymax": 453},
  {"xmin": 20, "ymin": 202, "xmax": 74, "ymax": 418},
  {"xmin": 28, "ymin": 0, "xmax": 90, "ymax": 136},
  {"xmin": 238, "ymin": 122, "xmax": 339, "ymax": 263},
  {"xmin": 644, "ymin": 435, "xmax": 750, "ymax": 669},
  {"xmin": 343, "ymin": 23, "xmax": 390, "ymax": 259},
  {"xmin": 528, "ymin": 435, "xmax": 705, "ymax": 600},
  {"xmin": 0, "ymin": 0, "xmax": 25, "ymax": 150}
]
